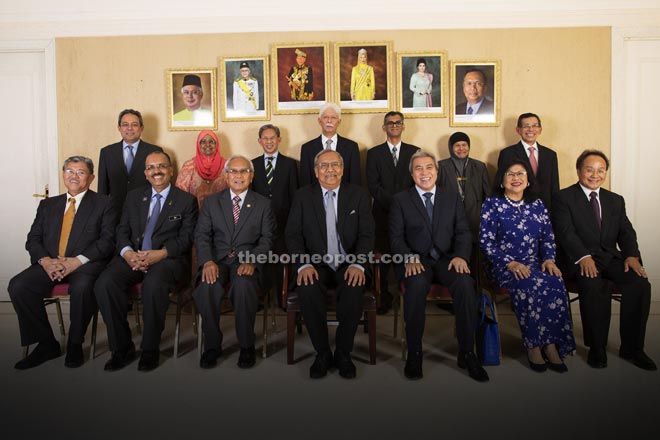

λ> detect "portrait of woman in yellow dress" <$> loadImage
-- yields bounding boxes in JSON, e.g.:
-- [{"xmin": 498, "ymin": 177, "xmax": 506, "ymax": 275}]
[{"xmin": 350, "ymin": 48, "xmax": 375, "ymax": 101}]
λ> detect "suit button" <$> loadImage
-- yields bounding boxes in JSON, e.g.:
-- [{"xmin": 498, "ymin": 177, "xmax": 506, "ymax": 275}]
[{"xmin": 268, "ymin": 194, "xmax": 272, "ymax": 198}]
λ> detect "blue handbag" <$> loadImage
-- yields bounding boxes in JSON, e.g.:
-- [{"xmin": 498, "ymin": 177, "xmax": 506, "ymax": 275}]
[{"xmin": 476, "ymin": 293, "xmax": 500, "ymax": 366}]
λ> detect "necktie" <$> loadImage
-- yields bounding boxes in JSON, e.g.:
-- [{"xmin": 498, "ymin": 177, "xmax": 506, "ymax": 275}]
[
  {"xmin": 265, "ymin": 157, "xmax": 274, "ymax": 188},
  {"xmin": 528, "ymin": 146, "xmax": 539, "ymax": 176},
  {"xmin": 141, "ymin": 194, "xmax": 162, "ymax": 251},
  {"xmin": 232, "ymin": 195, "xmax": 241, "ymax": 225},
  {"xmin": 392, "ymin": 147, "xmax": 398, "ymax": 167},
  {"xmin": 325, "ymin": 139, "xmax": 332, "ymax": 150},
  {"xmin": 422, "ymin": 193, "xmax": 440, "ymax": 260},
  {"xmin": 125, "ymin": 145, "xmax": 135, "ymax": 173},
  {"xmin": 325, "ymin": 190, "xmax": 339, "ymax": 271},
  {"xmin": 467, "ymin": 107, "xmax": 473, "ymax": 115},
  {"xmin": 58, "ymin": 198, "xmax": 76, "ymax": 256},
  {"xmin": 590, "ymin": 191, "xmax": 601, "ymax": 230}
]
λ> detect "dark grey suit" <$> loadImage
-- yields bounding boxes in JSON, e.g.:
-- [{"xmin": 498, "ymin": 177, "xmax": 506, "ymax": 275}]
[
  {"xmin": 9, "ymin": 191, "xmax": 116, "ymax": 346},
  {"xmin": 193, "ymin": 189, "xmax": 276, "ymax": 350}
]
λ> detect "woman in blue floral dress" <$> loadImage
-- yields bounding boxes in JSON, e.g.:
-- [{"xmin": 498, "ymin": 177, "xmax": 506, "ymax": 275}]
[{"xmin": 480, "ymin": 159, "xmax": 575, "ymax": 372}]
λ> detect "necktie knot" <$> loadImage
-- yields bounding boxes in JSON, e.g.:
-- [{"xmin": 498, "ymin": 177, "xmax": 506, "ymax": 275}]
[
  {"xmin": 423, "ymin": 192, "xmax": 433, "ymax": 201},
  {"xmin": 233, "ymin": 195, "xmax": 241, "ymax": 204},
  {"xmin": 68, "ymin": 197, "xmax": 76, "ymax": 207},
  {"xmin": 467, "ymin": 106, "xmax": 473, "ymax": 115},
  {"xmin": 325, "ymin": 139, "xmax": 332, "ymax": 150},
  {"xmin": 125, "ymin": 145, "xmax": 135, "ymax": 172},
  {"xmin": 589, "ymin": 191, "xmax": 597, "ymax": 200}
]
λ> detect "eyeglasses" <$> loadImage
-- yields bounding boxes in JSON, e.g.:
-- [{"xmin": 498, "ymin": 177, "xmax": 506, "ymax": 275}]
[
  {"xmin": 145, "ymin": 163, "xmax": 171, "ymax": 171},
  {"xmin": 64, "ymin": 169, "xmax": 89, "ymax": 176},
  {"xmin": 463, "ymin": 81, "xmax": 484, "ymax": 88},
  {"xmin": 317, "ymin": 161, "xmax": 342, "ymax": 171},
  {"xmin": 384, "ymin": 121, "xmax": 404, "ymax": 127},
  {"xmin": 521, "ymin": 124, "xmax": 541, "ymax": 129},
  {"xmin": 226, "ymin": 168, "xmax": 253, "ymax": 175},
  {"xmin": 120, "ymin": 122, "xmax": 140, "ymax": 129},
  {"xmin": 199, "ymin": 139, "xmax": 216, "ymax": 145},
  {"xmin": 505, "ymin": 171, "xmax": 527, "ymax": 178}
]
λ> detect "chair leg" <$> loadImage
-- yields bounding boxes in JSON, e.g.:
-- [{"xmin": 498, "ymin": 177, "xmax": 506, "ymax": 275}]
[
  {"xmin": 89, "ymin": 311, "xmax": 98, "ymax": 361},
  {"xmin": 287, "ymin": 310, "xmax": 296, "ymax": 365},
  {"xmin": 133, "ymin": 300, "xmax": 141, "ymax": 334},
  {"xmin": 262, "ymin": 292, "xmax": 269, "ymax": 359},
  {"xmin": 174, "ymin": 292, "xmax": 183, "ymax": 359},
  {"xmin": 197, "ymin": 314, "xmax": 203, "ymax": 360},
  {"xmin": 368, "ymin": 310, "xmax": 376, "ymax": 365},
  {"xmin": 296, "ymin": 312, "xmax": 303, "ymax": 334},
  {"xmin": 54, "ymin": 298, "xmax": 66, "ymax": 349},
  {"xmin": 400, "ymin": 305, "xmax": 407, "ymax": 361},
  {"xmin": 192, "ymin": 302, "xmax": 198, "ymax": 336},
  {"xmin": 22, "ymin": 346, "xmax": 28, "ymax": 359},
  {"xmin": 393, "ymin": 296, "xmax": 399, "ymax": 339}
]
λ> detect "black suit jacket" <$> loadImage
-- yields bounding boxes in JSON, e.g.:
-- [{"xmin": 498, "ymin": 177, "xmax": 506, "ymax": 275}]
[
  {"xmin": 299, "ymin": 135, "xmax": 361, "ymax": 186},
  {"xmin": 195, "ymin": 189, "xmax": 276, "ymax": 269},
  {"xmin": 251, "ymin": 153, "xmax": 298, "ymax": 252},
  {"xmin": 438, "ymin": 157, "xmax": 490, "ymax": 241},
  {"xmin": 552, "ymin": 183, "xmax": 641, "ymax": 271},
  {"xmin": 26, "ymin": 190, "xmax": 116, "ymax": 275},
  {"xmin": 493, "ymin": 141, "xmax": 559, "ymax": 211},
  {"xmin": 117, "ymin": 185, "xmax": 198, "ymax": 268},
  {"xmin": 365, "ymin": 141, "xmax": 419, "ymax": 249},
  {"xmin": 285, "ymin": 183, "xmax": 374, "ymax": 275},
  {"xmin": 389, "ymin": 186, "xmax": 472, "ymax": 280},
  {"xmin": 98, "ymin": 140, "xmax": 163, "ymax": 216}
]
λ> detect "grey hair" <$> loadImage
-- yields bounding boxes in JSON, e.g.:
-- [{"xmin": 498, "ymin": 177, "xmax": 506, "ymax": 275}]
[
  {"xmin": 318, "ymin": 102, "xmax": 341, "ymax": 118},
  {"xmin": 224, "ymin": 154, "xmax": 255, "ymax": 172},
  {"xmin": 313, "ymin": 149, "xmax": 343, "ymax": 169},
  {"xmin": 62, "ymin": 156, "xmax": 94, "ymax": 174},
  {"xmin": 259, "ymin": 124, "xmax": 281, "ymax": 138},
  {"xmin": 408, "ymin": 150, "xmax": 438, "ymax": 174}
]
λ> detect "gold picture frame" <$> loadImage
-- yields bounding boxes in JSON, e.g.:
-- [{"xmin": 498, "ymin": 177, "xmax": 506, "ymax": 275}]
[
  {"xmin": 220, "ymin": 55, "xmax": 270, "ymax": 122},
  {"xmin": 167, "ymin": 68, "xmax": 217, "ymax": 131},
  {"xmin": 450, "ymin": 60, "xmax": 501, "ymax": 127},
  {"xmin": 397, "ymin": 51, "xmax": 447, "ymax": 118}
]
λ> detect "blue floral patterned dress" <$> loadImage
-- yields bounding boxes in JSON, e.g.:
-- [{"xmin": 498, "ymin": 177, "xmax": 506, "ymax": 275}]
[{"xmin": 479, "ymin": 197, "xmax": 575, "ymax": 357}]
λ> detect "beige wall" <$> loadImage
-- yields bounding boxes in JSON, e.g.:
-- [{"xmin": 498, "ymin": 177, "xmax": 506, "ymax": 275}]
[{"xmin": 56, "ymin": 27, "xmax": 610, "ymax": 190}]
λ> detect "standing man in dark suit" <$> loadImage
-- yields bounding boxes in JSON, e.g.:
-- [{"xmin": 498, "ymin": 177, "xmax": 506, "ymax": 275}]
[
  {"xmin": 98, "ymin": 109, "xmax": 163, "ymax": 217},
  {"xmin": 299, "ymin": 103, "xmax": 361, "ymax": 186},
  {"xmin": 552, "ymin": 150, "xmax": 655, "ymax": 371},
  {"xmin": 194, "ymin": 155, "xmax": 276, "ymax": 369},
  {"xmin": 251, "ymin": 124, "xmax": 299, "ymax": 308},
  {"xmin": 366, "ymin": 111, "xmax": 419, "ymax": 314},
  {"xmin": 389, "ymin": 150, "xmax": 488, "ymax": 382},
  {"xmin": 493, "ymin": 113, "xmax": 559, "ymax": 211},
  {"xmin": 95, "ymin": 151, "xmax": 198, "ymax": 372},
  {"xmin": 10, "ymin": 156, "xmax": 116, "ymax": 369},
  {"xmin": 286, "ymin": 150, "xmax": 375, "ymax": 379}
]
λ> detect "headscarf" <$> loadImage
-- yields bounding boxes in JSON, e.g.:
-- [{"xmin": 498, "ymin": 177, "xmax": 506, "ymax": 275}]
[
  {"xmin": 448, "ymin": 131, "xmax": 470, "ymax": 177},
  {"xmin": 193, "ymin": 130, "xmax": 225, "ymax": 181}
]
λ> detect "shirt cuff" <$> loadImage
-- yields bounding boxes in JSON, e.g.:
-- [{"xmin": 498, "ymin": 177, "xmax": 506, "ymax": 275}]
[
  {"xmin": 575, "ymin": 255, "xmax": 591, "ymax": 264},
  {"xmin": 297, "ymin": 263, "xmax": 313, "ymax": 273},
  {"xmin": 120, "ymin": 246, "xmax": 134, "ymax": 257},
  {"xmin": 349, "ymin": 264, "xmax": 365, "ymax": 272},
  {"xmin": 76, "ymin": 255, "xmax": 89, "ymax": 265}
]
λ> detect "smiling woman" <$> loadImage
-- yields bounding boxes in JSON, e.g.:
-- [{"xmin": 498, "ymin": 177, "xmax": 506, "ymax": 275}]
[{"xmin": 175, "ymin": 130, "xmax": 227, "ymax": 207}]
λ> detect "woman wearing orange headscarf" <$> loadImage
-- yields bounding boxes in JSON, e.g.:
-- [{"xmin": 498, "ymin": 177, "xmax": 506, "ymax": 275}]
[{"xmin": 176, "ymin": 130, "xmax": 227, "ymax": 207}]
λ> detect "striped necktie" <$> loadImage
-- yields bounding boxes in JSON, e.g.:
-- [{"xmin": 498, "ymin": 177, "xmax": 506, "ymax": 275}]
[
  {"xmin": 232, "ymin": 195, "xmax": 241, "ymax": 224},
  {"xmin": 265, "ymin": 156, "xmax": 274, "ymax": 188}
]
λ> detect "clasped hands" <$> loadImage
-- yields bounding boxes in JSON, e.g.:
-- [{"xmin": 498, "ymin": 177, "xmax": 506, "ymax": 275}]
[
  {"xmin": 39, "ymin": 256, "xmax": 82, "ymax": 281},
  {"xmin": 123, "ymin": 249, "xmax": 167, "ymax": 273}
]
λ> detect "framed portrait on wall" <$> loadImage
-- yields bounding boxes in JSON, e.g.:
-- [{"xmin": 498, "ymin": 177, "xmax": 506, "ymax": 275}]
[
  {"xmin": 271, "ymin": 42, "xmax": 330, "ymax": 114},
  {"xmin": 397, "ymin": 51, "xmax": 447, "ymax": 118},
  {"xmin": 167, "ymin": 68, "xmax": 217, "ymax": 131},
  {"xmin": 220, "ymin": 56, "xmax": 270, "ymax": 122},
  {"xmin": 334, "ymin": 41, "xmax": 393, "ymax": 113},
  {"xmin": 450, "ymin": 60, "xmax": 501, "ymax": 127}
]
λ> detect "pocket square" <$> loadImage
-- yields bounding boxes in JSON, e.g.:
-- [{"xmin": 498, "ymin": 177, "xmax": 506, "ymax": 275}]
[
  {"xmin": 349, "ymin": 210, "xmax": 356, "ymax": 215},
  {"xmin": 169, "ymin": 215, "xmax": 182, "ymax": 221}
]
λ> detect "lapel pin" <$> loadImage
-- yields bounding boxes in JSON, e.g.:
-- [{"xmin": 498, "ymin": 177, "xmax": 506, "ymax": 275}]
[
  {"xmin": 142, "ymin": 197, "xmax": 148, "ymax": 202},
  {"xmin": 246, "ymin": 204, "xmax": 251, "ymax": 208}
]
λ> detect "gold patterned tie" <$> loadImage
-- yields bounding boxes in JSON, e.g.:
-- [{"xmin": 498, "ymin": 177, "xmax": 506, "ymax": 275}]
[{"xmin": 58, "ymin": 198, "xmax": 76, "ymax": 257}]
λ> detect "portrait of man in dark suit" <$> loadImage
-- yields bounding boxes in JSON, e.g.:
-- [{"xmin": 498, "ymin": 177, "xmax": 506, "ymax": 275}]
[
  {"xmin": 193, "ymin": 155, "xmax": 276, "ymax": 370},
  {"xmin": 299, "ymin": 103, "xmax": 361, "ymax": 187},
  {"xmin": 552, "ymin": 150, "xmax": 655, "ymax": 371},
  {"xmin": 493, "ymin": 113, "xmax": 559, "ymax": 211},
  {"xmin": 9, "ymin": 156, "xmax": 116, "ymax": 370},
  {"xmin": 389, "ymin": 150, "xmax": 488, "ymax": 382},
  {"xmin": 454, "ymin": 67, "xmax": 494, "ymax": 115},
  {"xmin": 97, "ymin": 109, "xmax": 163, "ymax": 218},
  {"xmin": 286, "ymin": 149, "xmax": 375, "ymax": 379},
  {"xmin": 95, "ymin": 151, "xmax": 198, "ymax": 372},
  {"xmin": 366, "ymin": 111, "xmax": 419, "ymax": 314}
]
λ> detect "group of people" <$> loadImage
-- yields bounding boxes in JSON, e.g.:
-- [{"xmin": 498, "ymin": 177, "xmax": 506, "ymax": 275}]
[{"xmin": 10, "ymin": 105, "xmax": 655, "ymax": 383}]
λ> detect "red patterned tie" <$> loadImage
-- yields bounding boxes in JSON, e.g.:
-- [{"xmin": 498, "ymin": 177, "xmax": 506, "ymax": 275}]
[
  {"xmin": 232, "ymin": 195, "xmax": 241, "ymax": 224},
  {"xmin": 528, "ymin": 146, "xmax": 539, "ymax": 176}
]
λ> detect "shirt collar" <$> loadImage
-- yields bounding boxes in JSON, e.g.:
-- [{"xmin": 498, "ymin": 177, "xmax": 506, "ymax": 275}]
[
  {"xmin": 579, "ymin": 183, "xmax": 600, "ymax": 198},
  {"xmin": 151, "ymin": 184, "xmax": 171, "ymax": 200},
  {"xmin": 230, "ymin": 189, "xmax": 248, "ymax": 201},
  {"xmin": 123, "ymin": 139, "xmax": 141, "ymax": 149},
  {"xmin": 415, "ymin": 185, "xmax": 436, "ymax": 199},
  {"xmin": 66, "ymin": 190, "xmax": 88, "ymax": 207},
  {"xmin": 521, "ymin": 140, "xmax": 538, "ymax": 152},
  {"xmin": 387, "ymin": 140, "xmax": 402, "ymax": 153},
  {"xmin": 321, "ymin": 134, "xmax": 338, "ymax": 147}
]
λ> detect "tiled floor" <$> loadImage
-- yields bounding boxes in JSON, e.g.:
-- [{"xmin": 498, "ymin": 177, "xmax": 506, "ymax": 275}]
[{"xmin": 2, "ymin": 300, "xmax": 659, "ymax": 439}]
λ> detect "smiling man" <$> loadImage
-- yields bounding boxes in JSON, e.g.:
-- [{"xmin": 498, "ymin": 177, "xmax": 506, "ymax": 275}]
[
  {"xmin": 389, "ymin": 150, "xmax": 488, "ymax": 382},
  {"xmin": 95, "ymin": 151, "xmax": 198, "ymax": 372}
]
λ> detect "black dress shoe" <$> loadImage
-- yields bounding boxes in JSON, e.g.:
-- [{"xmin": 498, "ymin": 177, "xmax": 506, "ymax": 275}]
[
  {"xmin": 15, "ymin": 341, "xmax": 61, "ymax": 370},
  {"xmin": 620, "ymin": 348, "xmax": 657, "ymax": 371},
  {"xmin": 404, "ymin": 351, "xmax": 423, "ymax": 380},
  {"xmin": 334, "ymin": 350, "xmax": 356, "ymax": 379},
  {"xmin": 527, "ymin": 357, "xmax": 548, "ymax": 373},
  {"xmin": 64, "ymin": 343, "xmax": 84, "ymax": 368},
  {"xmin": 138, "ymin": 350, "xmax": 160, "ymax": 371},
  {"xmin": 458, "ymin": 351, "xmax": 490, "ymax": 382},
  {"xmin": 309, "ymin": 351, "xmax": 333, "ymax": 379},
  {"xmin": 200, "ymin": 348, "xmax": 222, "ymax": 369},
  {"xmin": 587, "ymin": 347, "xmax": 607, "ymax": 369},
  {"xmin": 237, "ymin": 346, "xmax": 256, "ymax": 369},
  {"xmin": 104, "ymin": 343, "xmax": 136, "ymax": 371}
]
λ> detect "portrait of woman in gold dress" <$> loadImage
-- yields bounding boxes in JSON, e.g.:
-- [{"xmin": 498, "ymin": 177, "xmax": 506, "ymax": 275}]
[{"xmin": 350, "ymin": 48, "xmax": 375, "ymax": 101}]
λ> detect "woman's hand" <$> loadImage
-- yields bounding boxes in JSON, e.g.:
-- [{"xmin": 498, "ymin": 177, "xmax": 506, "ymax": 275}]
[
  {"xmin": 507, "ymin": 261, "xmax": 531, "ymax": 280},
  {"xmin": 541, "ymin": 260, "xmax": 562, "ymax": 277}
]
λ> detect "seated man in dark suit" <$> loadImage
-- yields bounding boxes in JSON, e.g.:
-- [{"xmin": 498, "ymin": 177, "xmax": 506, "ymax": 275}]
[
  {"xmin": 9, "ymin": 156, "xmax": 116, "ymax": 369},
  {"xmin": 299, "ymin": 103, "xmax": 361, "ymax": 186},
  {"xmin": 251, "ymin": 124, "xmax": 299, "ymax": 308},
  {"xmin": 552, "ymin": 150, "xmax": 655, "ymax": 370},
  {"xmin": 493, "ymin": 112, "xmax": 559, "ymax": 211},
  {"xmin": 97, "ymin": 109, "xmax": 163, "ymax": 218},
  {"xmin": 95, "ymin": 151, "xmax": 198, "ymax": 372},
  {"xmin": 194, "ymin": 155, "xmax": 276, "ymax": 369},
  {"xmin": 286, "ymin": 150, "xmax": 375, "ymax": 379},
  {"xmin": 389, "ymin": 150, "xmax": 488, "ymax": 382}
]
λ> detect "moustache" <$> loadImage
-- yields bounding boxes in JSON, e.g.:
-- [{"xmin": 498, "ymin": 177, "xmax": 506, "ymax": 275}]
[{"xmin": 151, "ymin": 173, "xmax": 164, "ymax": 177}]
